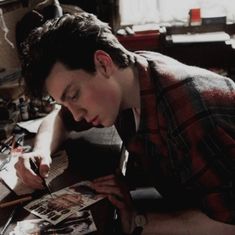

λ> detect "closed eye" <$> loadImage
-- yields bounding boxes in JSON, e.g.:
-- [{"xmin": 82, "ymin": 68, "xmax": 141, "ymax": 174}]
[{"xmin": 68, "ymin": 91, "xmax": 79, "ymax": 102}]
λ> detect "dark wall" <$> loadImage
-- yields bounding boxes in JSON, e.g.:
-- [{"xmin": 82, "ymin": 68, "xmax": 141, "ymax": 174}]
[
  {"xmin": 60, "ymin": 0, "xmax": 98, "ymax": 14},
  {"xmin": 60, "ymin": 0, "xmax": 120, "ymax": 31}
]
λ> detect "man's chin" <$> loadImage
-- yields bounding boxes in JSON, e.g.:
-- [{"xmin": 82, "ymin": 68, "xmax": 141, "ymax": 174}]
[
  {"xmin": 101, "ymin": 120, "xmax": 115, "ymax": 127},
  {"xmin": 94, "ymin": 124, "xmax": 104, "ymax": 128}
]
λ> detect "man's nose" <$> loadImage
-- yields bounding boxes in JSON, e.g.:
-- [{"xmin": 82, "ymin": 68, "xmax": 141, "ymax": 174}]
[{"xmin": 67, "ymin": 104, "xmax": 85, "ymax": 122}]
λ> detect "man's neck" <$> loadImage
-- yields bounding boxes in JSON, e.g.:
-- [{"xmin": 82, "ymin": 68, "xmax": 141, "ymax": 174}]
[{"xmin": 116, "ymin": 65, "xmax": 140, "ymax": 110}]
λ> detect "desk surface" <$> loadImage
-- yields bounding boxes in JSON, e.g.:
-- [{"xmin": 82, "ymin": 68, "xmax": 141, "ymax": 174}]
[{"xmin": 0, "ymin": 126, "xmax": 122, "ymax": 235}]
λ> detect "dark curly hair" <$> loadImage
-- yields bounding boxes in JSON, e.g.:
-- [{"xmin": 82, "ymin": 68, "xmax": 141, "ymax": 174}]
[{"xmin": 20, "ymin": 12, "xmax": 133, "ymax": 98}]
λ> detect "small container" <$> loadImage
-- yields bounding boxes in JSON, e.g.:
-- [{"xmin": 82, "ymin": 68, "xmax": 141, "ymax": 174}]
[
  {"xmin": 189, "ymin": 8, "xmax": 201, "ymax": 26},
  {"xmin": 18, "ymin": 97, "xmax": 29, "ymax": 121}
]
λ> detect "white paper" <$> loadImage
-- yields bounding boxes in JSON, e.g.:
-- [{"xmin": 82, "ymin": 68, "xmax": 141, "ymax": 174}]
[
  {"xmin": 17, "ymin": 117, "xmax": 45, "ymax": 134},
  {"xmin": 24, "ymin": 181, "xmax": 104, "ymax": 225},
  {"xmin": 171, "ymin": 31, "xmax": 230, "ymax": 43}
]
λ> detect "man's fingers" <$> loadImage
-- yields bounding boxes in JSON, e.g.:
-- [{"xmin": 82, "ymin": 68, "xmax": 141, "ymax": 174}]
[
  {"xmin": 39, "ymin": 155, "xmax": 51, "ymax": 178},
  {"xmin": 93, "ymin": 184, "xmax": 123, "ymax": 198},
  {"xmin": 92, "ymin": 179, "xmax": 117, "ymax": 187},
  {"xmin": 39, "ymin": 164, "xmax": 50, "ymax": 178},
  {"xmin": 92, "ymin": 174, "xmax": 125, "ymax": 188},
  {"xmin": 108, "ymin": 195, "xmax": 126, "ymax": 210},
  {"xmin": 14, "ymin": 155, "xmax": 45, "ymax": 189},
  {"xmin": 17, "ymin": 170, "xmax": 44, "ymax": 189},
  {"xmin": 93, "ymin": 174, "xmax": 115, "ymax": 182}
]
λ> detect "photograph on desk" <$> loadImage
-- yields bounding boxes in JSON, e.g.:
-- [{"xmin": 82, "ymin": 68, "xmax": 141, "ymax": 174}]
[
  {"xmin": 24, "ymin": 181, "xmax": 104, "ymax": 225},
  {"xmin": 9, "ymin": 210, "xmax": 97, "ymax": 235}
]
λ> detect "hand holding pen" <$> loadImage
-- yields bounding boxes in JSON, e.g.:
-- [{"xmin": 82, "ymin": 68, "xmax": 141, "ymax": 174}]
[
  {"xmin": 29, "ymin": 158, "xmax": 53, "ymax": 197},
  {"xmin": 15, "ymin": 150, "xmax": 52, "ymax": 190},
  {"xmin": 10, "ymin": 133, "xmax": 51, "ymax": 191}
]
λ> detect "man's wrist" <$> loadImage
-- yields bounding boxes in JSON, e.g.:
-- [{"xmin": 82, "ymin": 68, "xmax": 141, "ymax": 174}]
[
  {"xmin": 122, "ymin": 227, "xmax": 144, "ymax": 235},
  {"xmin": 131, "ymin": 226, "xmax": 144, "ymax": 235},
  {"xmin": 127, "ymin": 211, "xmax": 147, "ymax": 235}
]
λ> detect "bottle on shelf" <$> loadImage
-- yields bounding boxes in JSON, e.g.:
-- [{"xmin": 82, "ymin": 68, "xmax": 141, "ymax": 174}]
[{"xmin": 18, "ymin": 97, "xmax": 29, "ymax": 121}]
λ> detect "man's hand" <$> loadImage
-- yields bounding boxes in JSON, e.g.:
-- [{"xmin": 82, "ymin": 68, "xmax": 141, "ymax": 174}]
[
  {"xmin": 14, "ymin": 151, "xmax": 52, "ymax": 189},
  {"xmin": 91, "ymin": 174, "xmax": 135, "ymax": 234}
]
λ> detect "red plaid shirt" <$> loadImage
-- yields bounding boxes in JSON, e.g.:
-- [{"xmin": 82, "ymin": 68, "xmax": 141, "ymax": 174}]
[
  {"xmin": 115, "ymin": 51, "xmax": 235, "ymax": 225},
  {"xmin": 61, "ymin": 51, "xmax": 235, "ymax": 225}
]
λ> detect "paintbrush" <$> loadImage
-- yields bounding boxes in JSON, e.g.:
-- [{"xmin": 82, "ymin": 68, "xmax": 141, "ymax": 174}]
[
  {"xmin": 0, "ymin": 205, "xmax": 19, "ymax": 235},
  {"xmin": 29, "ymin": 158, "xmax": 53, "ymax": 197}
]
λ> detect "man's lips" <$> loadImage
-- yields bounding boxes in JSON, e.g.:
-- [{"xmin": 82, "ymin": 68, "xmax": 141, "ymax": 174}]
[{"xmin": 90, "ymin": 115, "xmax": 99, "ymax": 124}]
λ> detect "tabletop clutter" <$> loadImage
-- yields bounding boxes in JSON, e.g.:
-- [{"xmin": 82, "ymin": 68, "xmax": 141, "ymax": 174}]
[
  {"xmin": 0, "ymin": 134, "xmax": 103, "ymax": 235},
  {"xmin": 9, "ymin": 181, "xmax": 102, "ymax": 235}
]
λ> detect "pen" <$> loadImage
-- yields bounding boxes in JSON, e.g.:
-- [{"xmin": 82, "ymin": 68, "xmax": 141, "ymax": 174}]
[
  {"xmin": 29, "ymin": 158, "xmax": 53, "ymax": 197},
  {"xmin": 0, "ymin": 196, "xmax": 32, "ymax": 208},
  {"xmin": 0, "ymin": 135, "xmax": 14, "ymax": 153},
  {"xmin": 0, "ymin": 205, "xmax": 18, "ymax": 235}
]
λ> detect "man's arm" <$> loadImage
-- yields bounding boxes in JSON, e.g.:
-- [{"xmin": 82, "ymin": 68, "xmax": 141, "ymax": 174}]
[
  {"xmin": 92, "ymin": 174, "xmax": 235, "ymax": 235},
  {"xmin": 15, "ymin": 107, "xmax": 69, "ymax": 189},
  {"xmin": 33, "ymin": 107, "xmax": 69, "ymax": 156},
  {"xmin": 143, "ymin": 208, "xmax": 235, "ymax": 235}
]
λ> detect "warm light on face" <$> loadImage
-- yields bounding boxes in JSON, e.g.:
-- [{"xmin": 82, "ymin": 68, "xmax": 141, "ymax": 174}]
[{"xmin": 46, "ymin": 62, "xmax": 122, "ymax": 127}]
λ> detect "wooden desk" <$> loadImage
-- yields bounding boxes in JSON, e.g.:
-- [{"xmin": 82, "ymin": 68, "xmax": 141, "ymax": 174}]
[{"xmin": 0, "ymin": 126, "xmax": 122, "ymax": 235}]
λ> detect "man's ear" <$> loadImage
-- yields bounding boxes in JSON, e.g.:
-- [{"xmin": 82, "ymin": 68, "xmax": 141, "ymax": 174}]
[{"xmin": 94, "ymin": 50, "xmax": 114, "ymax": 78}]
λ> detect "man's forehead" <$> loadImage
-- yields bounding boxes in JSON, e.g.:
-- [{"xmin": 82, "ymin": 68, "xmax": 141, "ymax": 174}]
[{"xmin": 46, "ymin": 63, "xmax": 72, "ymax": 100}]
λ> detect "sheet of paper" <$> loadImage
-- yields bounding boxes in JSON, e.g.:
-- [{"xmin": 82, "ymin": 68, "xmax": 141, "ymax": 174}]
[
  {"xmin": 0, "ymin": 179, "xmax": 12, "ymax": 198},
  {"xmin": 9, "ymin": 210, "xmax": 97, "ymax": 235},
  {"xmin": 24, "ymin": 181, "xmax": 104, "ymax": 225},
  {"xmin": 0, "ymin": 150, "xmax": 69, "ymax": 195},
  {"xmin": 170, "ymin": 31, "xmax": 230, "ymax": 43},
  {"xmin": 17, "ymin": 117, "xmax": 45, "ymax": 134},
  {"xmin": 17, "ymin": 106, "xmax": 61, "ymax": 134}
]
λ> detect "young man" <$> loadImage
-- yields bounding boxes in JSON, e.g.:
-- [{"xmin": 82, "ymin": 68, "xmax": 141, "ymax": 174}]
[{"xmin": 15, "ymin": 12, "xmax": 235, "ymax": 235}]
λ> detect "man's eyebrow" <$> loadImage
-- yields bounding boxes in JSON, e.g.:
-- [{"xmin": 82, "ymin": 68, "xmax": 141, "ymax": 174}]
[{"xmin": 60, "ymin": 83, "xmax": 73, "ymax": 102}]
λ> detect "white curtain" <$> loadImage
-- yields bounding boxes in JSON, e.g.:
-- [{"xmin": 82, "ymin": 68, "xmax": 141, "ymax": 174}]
[
  {"xmin": 119, "ymin": 0, "xmax": 235, "ymax": 25},
  {"xmin": 119, "ymin": 0, "xmax": 159, "ymax": 25}
]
